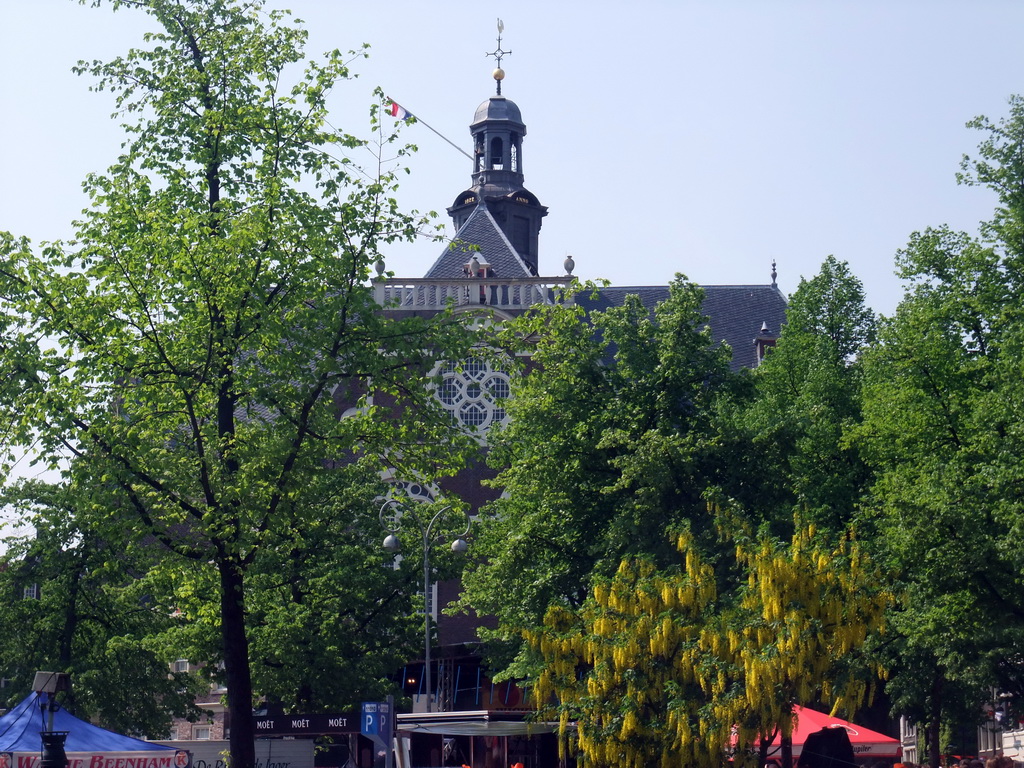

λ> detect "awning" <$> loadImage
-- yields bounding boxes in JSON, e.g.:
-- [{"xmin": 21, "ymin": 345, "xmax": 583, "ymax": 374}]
[
  {"xmin": 396, "ymin": 711, "xmax": 556, "ymax": 736},
  {"xmin": 0, "ymin": 694, "xmax": 177, "ymax": 755},
  {"xmin": 758, "ymin": 705, "xmax": 901, "ymax": 759}
]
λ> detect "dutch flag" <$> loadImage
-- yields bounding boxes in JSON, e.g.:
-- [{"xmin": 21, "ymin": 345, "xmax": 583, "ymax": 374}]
[{"xmin": 388, "ymin": 100, "xmax": 413, "ymax": 122}]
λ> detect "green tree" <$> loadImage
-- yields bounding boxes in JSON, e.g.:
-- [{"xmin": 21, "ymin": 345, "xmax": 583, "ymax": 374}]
[
  {"xmin": 0, "ymin": 1, "xmax": 474, "ymax": 763},
  {"xmin": 457, "ymin": 266, "xmax": 890, "ymax": 766},
  {"xmin": 715, "ymin": 253, "xmax": 883, "ymax": 766},
  {"xmin": 0, "ymin": 480, "xmax": 205, "ymax": 736},
  {"xmin": 242, "ymin": 463, "xmax": 424, "ymax": 711},
  {"xmin": 855, "ymin": 95, "xmax": 1024, "ymax": 768},
  {"xmin": 732, "ymin": 256, "xmax": 875, "ymax": 532},
  {"xmin": 459, "ymin": 277, "xmax": 736, "ymax": 673}
]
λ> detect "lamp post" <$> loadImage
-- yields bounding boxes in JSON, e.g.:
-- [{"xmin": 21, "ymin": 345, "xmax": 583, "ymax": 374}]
[
  {"xmin": 380, "ymin": 499, "xmax": 471, "ymax": 713},
  {"xmin": 32, "ymin": 671, "xmax": 71, "ymax": 768}
]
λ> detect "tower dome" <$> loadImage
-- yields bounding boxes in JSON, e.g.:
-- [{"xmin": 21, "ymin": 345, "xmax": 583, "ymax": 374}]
[
  {"xmin": 447, "ymin": 89, "xmax": 546, "ymax": 275},
  {"xmin": 469, "ymin": 95, "xmax": 527, "ymax": 191},
  {"xmin": 443, "ymin": 25, "xmax": 547, "ymax": 276},
  {"xmin": 472, "ymin": 96, "xmax": 524, "ymax": 127}
]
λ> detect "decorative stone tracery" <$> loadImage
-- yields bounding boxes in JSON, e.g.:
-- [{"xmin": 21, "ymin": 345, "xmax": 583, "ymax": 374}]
[{"xmin": 434, "ymin": 358, "xmax": 511, "ymax": 432}]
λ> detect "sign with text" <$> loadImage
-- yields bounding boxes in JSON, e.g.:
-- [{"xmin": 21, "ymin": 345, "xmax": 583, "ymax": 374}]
[
  {"xmin": 12, "ymin": 755, "xmax": 180, "ymax": 768},
  {"xmin": 360, "ymin": 702, "xmax": 391, "ymax": 748},
  {"xmin": 154, "ymin": 740, "xmax": 312, "ymax": 768},
  {"xmin": 252, "ymin": 712, "xmax": 358, "ymax": 736}
]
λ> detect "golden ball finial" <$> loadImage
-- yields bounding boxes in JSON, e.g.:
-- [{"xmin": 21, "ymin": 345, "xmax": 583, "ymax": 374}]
[{"xmin": 493, "ymin": 67, "xmax": 505, "ymax": 81}]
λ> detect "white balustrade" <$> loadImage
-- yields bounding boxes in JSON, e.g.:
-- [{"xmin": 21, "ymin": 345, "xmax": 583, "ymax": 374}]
[{"xmin": 373, "ymin": 277, "xmax": 575, "ymax": 311}]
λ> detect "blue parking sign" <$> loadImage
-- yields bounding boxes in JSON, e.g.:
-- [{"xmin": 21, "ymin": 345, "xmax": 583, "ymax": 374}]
[
  {"xmin": 361, "ymin": 701, "xmax": 390, "ymax": 745},
  {"xmin": 361, "ymin": 699, "xmax": 394, "ymax": 768}
]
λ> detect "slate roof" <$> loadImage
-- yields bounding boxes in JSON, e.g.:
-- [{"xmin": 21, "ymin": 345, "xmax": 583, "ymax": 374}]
[
  {"xmin": 577, "ymin": 284, "xmax": 788, "ymax": 371},
  {"xmin": 425, "ymin": 204, "xmax": 534, "ymax": 280}
]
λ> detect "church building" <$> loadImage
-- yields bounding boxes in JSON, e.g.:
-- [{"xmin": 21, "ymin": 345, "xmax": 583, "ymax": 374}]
[
  {"xmin": 370, "ymin": 45, "xmax": 789, "ymax": 768},
  {"xmin": 375, "ymin": 62, "xmax": 787, "ymax": 426},
  {"xmin": 161, "ymin": 35, "xmax": 790, "ymax": 768}
]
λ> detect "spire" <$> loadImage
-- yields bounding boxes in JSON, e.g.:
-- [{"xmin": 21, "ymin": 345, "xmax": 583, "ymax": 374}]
[
  {"xmin": 446, "ymin": 22, "xmax": 547, "ymax": 276},
  {"xmin": 473, "ymin": 20, "xmax": 522, "ymax": 190},
  {"xmin": 485, "ymin": 19, "xmax": 511, "ymax": 96}
]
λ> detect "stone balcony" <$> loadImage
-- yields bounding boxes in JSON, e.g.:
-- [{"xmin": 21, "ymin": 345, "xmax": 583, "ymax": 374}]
[{"xmin": 373, "ymin": 276, "xmax": 576, "ymax": 311}]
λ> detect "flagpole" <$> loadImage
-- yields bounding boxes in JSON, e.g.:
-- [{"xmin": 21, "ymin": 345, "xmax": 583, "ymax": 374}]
[
  {"xmin": 409, "ymin": 114, "xmax": 474, "ymax": 163},
  {"xmin": 390, "ymin": 100, "xmax": 474, "ymax": 163}
]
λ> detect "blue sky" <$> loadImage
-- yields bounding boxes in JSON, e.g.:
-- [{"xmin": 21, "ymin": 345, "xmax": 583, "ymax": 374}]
[
  {"xmin": 1, "ymin": 0, "xmax": 1024, "ymax": 530},
  {"xmin": 4, "ymin": 1, "xmax": 1024, "ymax": 321}
]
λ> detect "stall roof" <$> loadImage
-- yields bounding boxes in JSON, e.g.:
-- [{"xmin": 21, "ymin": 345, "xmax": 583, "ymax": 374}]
[
  {"xmin": 0, "ymin": 693, "xmax": 175, "ymax": 754},
  {"xmin": 760, "ymin": 705, "xmax": 901, "ymax": 759}
]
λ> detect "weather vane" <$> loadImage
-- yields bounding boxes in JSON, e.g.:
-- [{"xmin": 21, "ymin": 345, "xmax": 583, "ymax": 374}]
[{"xmin": 485, "ymin": 18, "xmax": 511, "ymax": 95}]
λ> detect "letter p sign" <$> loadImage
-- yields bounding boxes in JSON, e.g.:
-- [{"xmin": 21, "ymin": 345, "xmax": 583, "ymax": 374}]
[
  {"xmin": 361, "ymin": 700, "xmax": 393, "ymax": 768},
  {"xmin": 361, "ymin": 703, "xmax": 380, "ymax": 740}
]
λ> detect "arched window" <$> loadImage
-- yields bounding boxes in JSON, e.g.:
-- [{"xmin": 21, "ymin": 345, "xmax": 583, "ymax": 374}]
[
  {"xmin": 489, "ymin": 137, "xmax": 504, "ymax": 170},
  {"xmin": 475, "ymin": 136, "xmax": 485, "ymax": 172}
]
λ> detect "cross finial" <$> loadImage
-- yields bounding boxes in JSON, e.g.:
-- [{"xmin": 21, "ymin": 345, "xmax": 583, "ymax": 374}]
[{"xmin": 485, "ymin": 19, "xmax": 511, "ymax": 95}]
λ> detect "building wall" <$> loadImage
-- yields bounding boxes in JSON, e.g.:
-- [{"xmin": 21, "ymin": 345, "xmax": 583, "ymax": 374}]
[
  {"xmin": 168, "ymin": 660, "xmax": 227, "ymax": 742},
  {"xmin": 153, "ymin": 739, "xmax": 313, "ymax": 768}
]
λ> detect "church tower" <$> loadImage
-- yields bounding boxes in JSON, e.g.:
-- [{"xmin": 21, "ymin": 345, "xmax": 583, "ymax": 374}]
[{"xmin": 443, "ymin": 35, "xmax": 547, "ymax": 276}]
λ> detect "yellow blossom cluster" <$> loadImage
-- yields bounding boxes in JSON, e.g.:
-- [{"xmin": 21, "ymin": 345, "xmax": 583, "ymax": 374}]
[
  {"xmin": 525, "ymin": 532, "xmax": 733, "ymax": 768},
  {"xmin": 524, "ymin": 518, "xmax": 890, "ymax": 768},
  {"xmin": 726, "ymin": 522, "xmax": 889, "ymax": 755}
]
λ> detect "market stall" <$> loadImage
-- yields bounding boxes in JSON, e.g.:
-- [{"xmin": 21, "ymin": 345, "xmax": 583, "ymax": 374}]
[
  {"xmin": 759, "ymin": 705, "xmax": 900, "ymax": 764},
  {"xmin": 0, "ymin": 693, "xmax": 187, "ymax": 768}
]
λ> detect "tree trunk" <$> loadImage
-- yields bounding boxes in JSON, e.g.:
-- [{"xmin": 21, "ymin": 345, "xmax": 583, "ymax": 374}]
[
  {"xmin": 782, "ymin": 702, "xmax": 795, "ymax": 768},
  {"xmin": 759, "ymin": 735, "xmax": 771, "ymax": 768},
  {"xmin": 220, "ymin": 557, "xmax": 256, "ymax": 768},
  {"xmin": 927, "ymin": 670, "xmax": 944, "ymax": 768}
]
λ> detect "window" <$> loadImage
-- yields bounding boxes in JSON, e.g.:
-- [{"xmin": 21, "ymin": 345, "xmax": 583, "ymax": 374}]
[
  {"xmin": 489, "ymin": 137, "xmax": 504, "ymax": 170},
  {"xmin": 212, "ymin": 662, "xmax": 227, "ymax": 692},
  {"xmin": 438, "ymin": 379, "xmax": 462, "ymax": 406},
  {"xmin": 512, "ymin": 216, "xmax": 530, "ymax": 257},
  {"xmin": 420, "ymin": 582, "xmax": 440, "ymax": 622},
  {"xmin": 193, "ymin": 726, "xmax": 211, "ymax": 740},
  {"xmin": 23, "ymin": 584, "xmax": 39, "ymax": 600},
  {"xmin": 173, "ymin": 659, "xmax": 188, "ymax": 673},
  {"xmin": 433, "ymin": 358, "xmax": 511, "ymax": 433}
]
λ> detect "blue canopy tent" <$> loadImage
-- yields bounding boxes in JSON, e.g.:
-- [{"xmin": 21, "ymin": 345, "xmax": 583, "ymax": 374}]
[{"xmin": 0, "ymin": 693, "xmax": 184, "ymax": 768}]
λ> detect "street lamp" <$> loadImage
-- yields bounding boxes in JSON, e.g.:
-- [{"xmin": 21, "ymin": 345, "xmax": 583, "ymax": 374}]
[
  {"xmin": 32, "ymin": 671, "xmax": 71, "ymax": 768},
  {"xmin": 380, "ymin": 499, "xmax": 471, "ymax": 713}
]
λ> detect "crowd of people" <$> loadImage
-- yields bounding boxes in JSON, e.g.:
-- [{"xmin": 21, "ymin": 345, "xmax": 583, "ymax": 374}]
[{"xmin": 899, "ymin": 757, "xmax": 1017, "ymax": 768}]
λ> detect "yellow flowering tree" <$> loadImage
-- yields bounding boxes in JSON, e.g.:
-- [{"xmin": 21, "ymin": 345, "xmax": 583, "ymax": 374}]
[
  {"xmin": 725, "ymin": 522, "xmax": 890, "ymax": 768},
  {"xmin": 527, "ymin": 529, "xmax": 733, "ymax": 768},
  {"xmin": 526, "ymin": 518, "xmax": 890, "ymax": 768}
]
